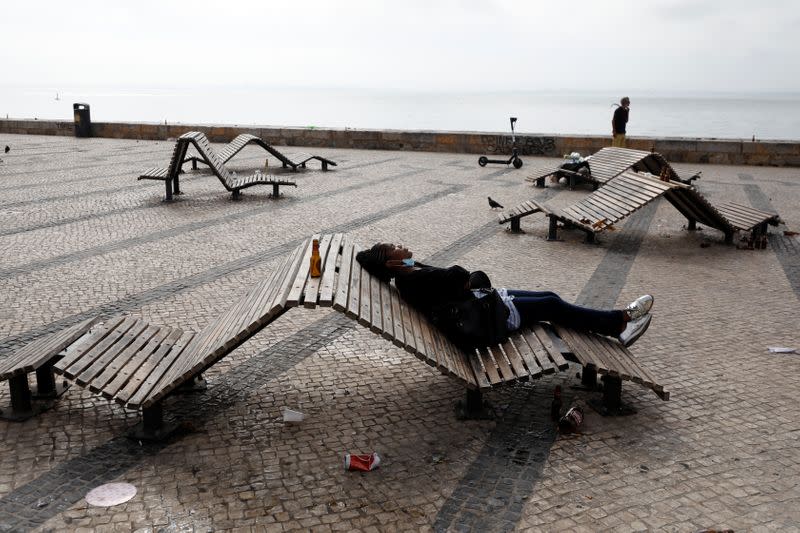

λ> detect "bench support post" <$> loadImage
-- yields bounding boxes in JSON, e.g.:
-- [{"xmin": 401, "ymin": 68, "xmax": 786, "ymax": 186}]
[
  {"xmin": 687, "ymin": 219, "xmax": 697, "ymax": 231},
  {"xmin": 33, "ymin": 361, "xmax": 69, "ymax": 399},
  {"xmin": 321, "ymin": 161, "xmax": 328, "ymax": 171},
  {"xmin": 581, "ymin": 364, "xmax": 597, "ymax": 389},
  {"xmin": 588, "ymin": 375, "xmax": 636, "ymax": 416},
  {"xmin": 128, "ymin": 402, "xmax": 177, "ymax": 442},
  {"xmin": 0, "ymin": 374, "xmax": 46, "ymax": 421},
  {"xmin": 232, "ymin": 189, "xmax": 241, "ymax": 200},
  {"xmin": 535, "ymin": 177, "xmax": 545, "ymax": 188},
  {"xmin": 271, "ymin": 183, "xmax": 280, "ymax": 197},
  {"xmin": 724, "ymin": 231, "xmax": 733, "ymax": 245},
  {"xmin": 510, "ymin": 217, "xmax": 522, "ymax": 233},
  {"xmin": 584, "ymin": 232, "xmax": 596, "ymax": 245},
  {"xmin": 546, "ymin": 217, "xmax": 559, "ymax": 241},
  {"xmin": 164, "ymin": 179, "xmax": 173, "ymax": 202},
  {"xmin": 172, "ymin": 175, "xmax": 181, "ymax": 196},
  {"xmin": 455, "ymin": 388, "xmax": 494, "ymax": 420}
]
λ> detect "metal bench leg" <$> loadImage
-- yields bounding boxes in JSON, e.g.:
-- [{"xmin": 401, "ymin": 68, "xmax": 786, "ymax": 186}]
[
  {"xmin": 547, "ymin": 217, "xmax": 560, "ymax": 241},
  {"xmin": 724, "ymin": 231, "xmax": 733, "ymax": 245},
  {"xmin": 173, "ymin": 175, "xmax": 181, "ymax": 196},
  {"xmin": 687, "ymin": 219, "xmax": 697, "ymax": 231},
  {"xmin": 321, "ymin": 161, "xmax": 328, "ymax": 171},
  {"xmin": 588, "ymin": 375, "xmax": 636, "ymax": 416},
  {"xmin": 455, "ymin": 388, "xmax": 494, "ymax": 420},
  {"xmin": 232, "ymin": 189, "xmax": 241, "ymax": 201},
  {"xmin": 191, "ymin": 158, "xmax": 198, "ymax": 170},
  {"xmin": 33, "ymin": 361, "xmax": 68, "ymax": 399},
  {"xmin": 128, "ymin": 402, "xmax": 178, "ymax": 441},
  {"xmin": 584, "ymin": 232, "xmax": 596, "ymax": 244},
  {"xmin": 272, "ymin": 183, "xmax": 280, "ymax": 197},
  {"xmin": 535, "ymin": 177, "xmax": 545, "ymax": 188},
  {"xmin": 1, "ymin": 374, "xmax": 37, "ymax": 421},
  {"xmin": 164, "ymin": 179, "xmax": 173, "ymax": 202},
  {"xmin": 510, "ymin": 217, "xmax": 522, "ymax": 233},
  {"xmin": 581, "ymin": 364, "xmax": 597, "ymax": 389}
]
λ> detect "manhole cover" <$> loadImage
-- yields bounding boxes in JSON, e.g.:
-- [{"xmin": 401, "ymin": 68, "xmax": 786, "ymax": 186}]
[{"xmin": 85, "ymin": 482, "xmax": 137, "ymax": 507}]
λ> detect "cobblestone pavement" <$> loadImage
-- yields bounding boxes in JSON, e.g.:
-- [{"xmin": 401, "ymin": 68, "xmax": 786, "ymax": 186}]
[{"xmin": 0, "ymin": 134, "xmax": 798, "ymax": 532}]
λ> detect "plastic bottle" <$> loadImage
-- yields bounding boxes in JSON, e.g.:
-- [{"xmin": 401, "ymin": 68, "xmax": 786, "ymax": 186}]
[{"xmin": 309, "ymin": 239, "xmax": 322, "ymax": 278}]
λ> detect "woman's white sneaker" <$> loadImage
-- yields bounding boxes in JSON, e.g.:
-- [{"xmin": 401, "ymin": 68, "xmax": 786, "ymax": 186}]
[
  {"xmin": 625, "ymin": 295, "xmax": 654, "ymax": 321},
  {"xmin": 619, "ymin": 314, "xmax": 652, "ymax": 347}
]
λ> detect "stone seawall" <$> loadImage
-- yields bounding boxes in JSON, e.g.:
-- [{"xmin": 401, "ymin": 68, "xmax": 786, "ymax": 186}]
[{"xmin": 2, "ymin": 118, "xmax": 798, "ymax": 167}]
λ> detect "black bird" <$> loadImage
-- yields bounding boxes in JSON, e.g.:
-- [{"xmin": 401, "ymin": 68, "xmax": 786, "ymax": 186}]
[
  {"xmin": 4, "ymin": 146, "xmax": 9, "ymax": 154},
  {"xmin": 487, "ymin": 196, "xmax": 504, "ymax": 209}
]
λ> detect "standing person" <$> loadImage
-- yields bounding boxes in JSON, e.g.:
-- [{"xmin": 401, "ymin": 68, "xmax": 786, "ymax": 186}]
[
  {"xmin": 612, "ymin": 96, "xmax": 630, "ymax": 147},
  {"xmin": 355, "ymin": 243, "xmax": 653, "ymax": 348}
]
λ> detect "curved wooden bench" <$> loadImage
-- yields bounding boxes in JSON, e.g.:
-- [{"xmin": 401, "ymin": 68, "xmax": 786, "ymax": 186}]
[{"xmin": 12, "ymin": 234, "xmax": 667, "ymax": 437}]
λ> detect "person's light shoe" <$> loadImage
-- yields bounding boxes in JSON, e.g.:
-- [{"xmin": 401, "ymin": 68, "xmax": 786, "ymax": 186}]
[
  {"xmin": 625, "ymin": 294, "xmax": 654, "ymax": 321},
  {"xmin": 619, "ymin": 314, "xmax": 652, "ymax": 347}
]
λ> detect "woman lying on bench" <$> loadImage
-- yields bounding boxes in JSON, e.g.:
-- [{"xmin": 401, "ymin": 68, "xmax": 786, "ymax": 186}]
[{"xmin": 355, "ymin": 243, "xmax": 653, "ymax": 348}]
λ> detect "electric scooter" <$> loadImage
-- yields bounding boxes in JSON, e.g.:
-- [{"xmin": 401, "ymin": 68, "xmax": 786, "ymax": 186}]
[{"xmin": 478, "ymin": 117, "xmax": 523, "ymax": 169}]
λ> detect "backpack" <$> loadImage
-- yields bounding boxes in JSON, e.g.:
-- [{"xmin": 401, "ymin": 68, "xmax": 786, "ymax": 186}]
[{"xmin": 429, "ymin": 288, "xmax": 510, "ymax": 350}]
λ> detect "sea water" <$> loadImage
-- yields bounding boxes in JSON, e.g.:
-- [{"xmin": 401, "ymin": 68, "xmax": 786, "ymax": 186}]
[{"xmin": 1, "ymin": 85, "xmax": 798, "ymax": 141}]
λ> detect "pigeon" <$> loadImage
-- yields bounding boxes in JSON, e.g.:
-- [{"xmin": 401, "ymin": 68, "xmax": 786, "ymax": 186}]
[
  {"xmin": 487, "ymin": 196, "xmax": 504, "ymax": 209},
  {"xmin": 4, "ymin": 146, "xmax": 9, "ymax": 154}
]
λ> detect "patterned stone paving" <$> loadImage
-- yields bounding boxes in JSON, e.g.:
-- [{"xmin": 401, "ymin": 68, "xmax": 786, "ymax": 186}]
[{"xmin": 0, "ymin": 134, "xmax": 798, "ymax": 532}]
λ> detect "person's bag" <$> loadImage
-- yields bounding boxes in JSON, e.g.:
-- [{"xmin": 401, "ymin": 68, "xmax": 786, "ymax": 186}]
[{"xmin": 430, "ymin": 289, "xmax": 509, "ymax": 350}]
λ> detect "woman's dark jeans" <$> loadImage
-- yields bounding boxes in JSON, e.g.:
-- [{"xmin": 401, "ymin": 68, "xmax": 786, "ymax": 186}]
[{"xmin": 506, "ymin": 290, "xmax": 624, "ymax": 336}]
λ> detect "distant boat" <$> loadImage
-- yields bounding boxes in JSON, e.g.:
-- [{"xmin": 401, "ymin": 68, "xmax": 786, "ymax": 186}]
[{"xmin": 55, "ymin": 92, "xmax": 60, "ymax": 101}]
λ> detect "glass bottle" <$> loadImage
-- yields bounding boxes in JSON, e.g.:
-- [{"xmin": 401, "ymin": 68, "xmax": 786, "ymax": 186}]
[{"xmin": 310, "ymin": 239, "xmax": 322, "ymax": 278}]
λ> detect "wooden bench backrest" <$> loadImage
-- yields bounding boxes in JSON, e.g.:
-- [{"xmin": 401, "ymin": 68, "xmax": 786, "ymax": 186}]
[
  {"xmin": 141, "ymin": 238, "xmax": 308, "ymax": 408},
  {"xmin": 180, "ymin": 131, "xmax": 233, "ymax": 183}
]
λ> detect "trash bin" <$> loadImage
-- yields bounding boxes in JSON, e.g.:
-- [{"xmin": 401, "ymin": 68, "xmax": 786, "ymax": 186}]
[{"xmin": 73, "ymin": 103, "xmax": 92, "ymax": 138}]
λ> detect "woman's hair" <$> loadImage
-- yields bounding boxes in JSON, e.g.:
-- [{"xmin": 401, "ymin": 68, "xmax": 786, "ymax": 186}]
[{"xmin": 355, "ymin": 243, "xmax": 396, "ymax": 282}]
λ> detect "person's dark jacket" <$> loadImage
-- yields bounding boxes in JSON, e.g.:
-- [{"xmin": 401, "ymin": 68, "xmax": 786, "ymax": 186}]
[{"xmin": 394, "ymin": 264, "xmax": 471, "ymax": 317}]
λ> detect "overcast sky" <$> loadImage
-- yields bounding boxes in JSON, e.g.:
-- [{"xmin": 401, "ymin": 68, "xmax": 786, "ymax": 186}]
[{"xmin": 1, "ymin": 0, "xmax": 798, "ymax": 92}]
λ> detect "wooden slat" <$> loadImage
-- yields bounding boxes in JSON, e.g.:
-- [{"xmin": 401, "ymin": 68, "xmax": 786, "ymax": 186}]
[
  {"xmin": 501, "ymin": 339, "xmax": 529, "ymax": 380},
  {"xmin": 76, "ymin": 320, "xmax": 150, "ymax": 387},
  {"xmin": 508, "ymin": 333, "xmax": 543, "ymax": 378},
  {"xmin": 533, "ymin": 325, "xmax": 570, "ymax": 369},
  {"xmin": 333, "ymin": 238, "xmax": 356, "ymax": 312},
  {"xmin": 369, "ymin": 274, "xmax": 384, "ymax": 334},
  {"xmin": 318, "ymin": 233, "xmax": 344, "ymax": 306},
  {"xmin": 380, "ymin": 281, "xmax": 395, "ymax": 340},
  {"xmin": 521, "ymin": 328, "xmax": 556, "ymax": 374},
  {"xmin": 477, "ymin": 347, "xmax": 502, "ymax": 384},
  {"xmin": 358, "ymin": 267, "xmax": 374, "ymax": 327},
  {"xmin": 346, "ymin": 255, "xmax": 364, "ymax": 319},
  {"xmin": 286, "ymin": 236, "xmax": 317, "ymax": 305},
  {"xmin": 488, "ymin": 345, "xmax": 514, "ymax": 381},
  {"xmin": 388, "ymin": 286, "xmax": 405, "ymax": 348},
  {"xmin": 265, "ymin": 238, "xmax": 310, "ymax": 313},
  {"xmin": 467, "ymin": 350, "xmax": 492, "ymax": 389},
  {"xmin": 399, "ymin": 299, "xmax": 418, "ymax": 354},
  {"xmin": 416, "ymin": 312, "xmax": 441, "ymax": 369}
]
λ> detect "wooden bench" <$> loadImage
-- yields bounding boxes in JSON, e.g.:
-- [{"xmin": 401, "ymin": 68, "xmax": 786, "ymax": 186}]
[
  {"xmin": 182, "ymin": 133, "xmax": 337, "ymax": 172},
  {"xmin": 12, "ymin": 234, "xmax": 667, "ymax": 436},
  {"xmin": 138, "ymin": 131, "xmax": 297, "ymax": 201},
  {"xmin": 526, "ymin": 147, "xmax": 700, "ymax": 189},
  {"xmin": 0, "ymin": 318, "xmax": 100, "ymax": 420},
  {"xmin": 504, "ymin": 170, "xmax": 781, "ymax": 245}
]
